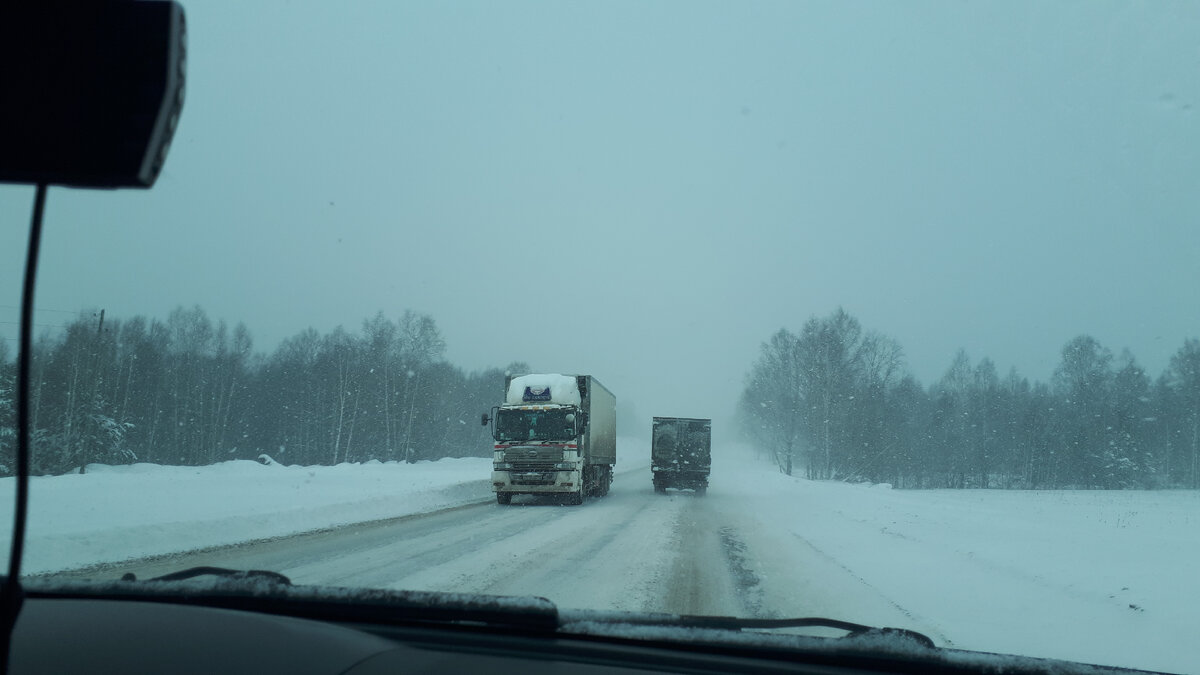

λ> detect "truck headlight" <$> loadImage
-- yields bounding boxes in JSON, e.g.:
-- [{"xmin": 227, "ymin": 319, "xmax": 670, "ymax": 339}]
[
  {"xmin": 494, "ymin": 462, "xmax": 513, "ymax": 470},
  {"xmin": 554, "ymin": 462, "xmax": 577, "ymax": 470}
]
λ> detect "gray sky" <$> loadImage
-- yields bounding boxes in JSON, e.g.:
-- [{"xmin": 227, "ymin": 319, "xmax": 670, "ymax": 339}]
[{"xmin": 3, "ymin": 1, "xmax": 1198, "ymax": 430}]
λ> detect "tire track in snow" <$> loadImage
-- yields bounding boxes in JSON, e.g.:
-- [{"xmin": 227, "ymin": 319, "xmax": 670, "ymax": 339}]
[
  {"xmin": 717, "ymin": 526, "xmax": 766, "ymax": 617},
  {"xmin": 293, "ymin": 502, "xmax": 577, "ymax": 587},
  {"xmin": 788, "ymin": 532, "xmax": 955, "ymax": 647},
  {"xmin": 659, "ymin": 494, "xmax": 750, "ymax": 618},
  {"xmin": 384, "ymin": 488, "xmax": 685, "ymax": 613},
  {"xmin": 54, "ymin": 499, "xmax": 500, "ymax": 583},
  {"xmin": 473, "ymin": 495, "xmax": 665, "ymax": 599}
]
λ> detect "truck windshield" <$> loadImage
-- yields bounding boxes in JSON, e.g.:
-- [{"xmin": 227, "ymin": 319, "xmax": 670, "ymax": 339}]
[{"xmin": 495, "ymin": 409, "xmax": 576, "ymax": 442}]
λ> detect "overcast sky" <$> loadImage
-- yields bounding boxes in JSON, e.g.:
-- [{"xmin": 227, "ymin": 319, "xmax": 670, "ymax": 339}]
[{"xmin": 3, "ymin": 1, "xmax": 1198, "ymax": 431}]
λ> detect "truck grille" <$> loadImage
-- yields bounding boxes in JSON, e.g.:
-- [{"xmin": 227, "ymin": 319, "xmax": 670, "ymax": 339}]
[
  {"xmin": 498, "ymin": 445, "xmax": 568, "ymax": 484},
  {"xmin": 510, "ymin": 461, "xmax": 556, "ymax": 472},
  {"xmin": 510, "ymin": 470, "xmax": 557, "ymax": 485}
]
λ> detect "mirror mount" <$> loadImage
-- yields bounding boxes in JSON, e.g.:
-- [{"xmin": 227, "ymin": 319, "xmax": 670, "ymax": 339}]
[{"xmin": 482, "ymin": 407, "xmax": 500, "ymax": 441}]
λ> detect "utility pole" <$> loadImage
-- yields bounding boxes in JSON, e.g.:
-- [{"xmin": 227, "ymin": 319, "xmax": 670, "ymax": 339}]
[{"xmin": 79, "ymin": 309, "xmax": 105, "ymax": 474}]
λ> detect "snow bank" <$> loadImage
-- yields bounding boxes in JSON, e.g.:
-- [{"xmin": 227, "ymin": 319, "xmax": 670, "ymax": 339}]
[
  {"xmin": 0, "ymin": 457, "xmax": 493, "ymax": 575},
  {"xmin": 0, "ymin": 435, "xmax": 647, "ymax": 576}
]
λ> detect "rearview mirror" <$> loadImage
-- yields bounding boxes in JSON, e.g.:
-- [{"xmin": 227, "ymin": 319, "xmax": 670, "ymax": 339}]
[{"xmin": 0, "ymin": 2, "xmax": 187, "ymax": 188}]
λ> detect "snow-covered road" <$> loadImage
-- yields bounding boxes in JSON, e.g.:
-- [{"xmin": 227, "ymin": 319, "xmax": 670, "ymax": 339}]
[
  {"xmin": 47, "ymin": 458, "xmax": 966, "ymax": 659},
  {"xmin": 55, "ymin": 453, "xmax": 933, "ymax": 641},
  {"xmin": 73, "ymin": 467, "xmax": 735, "ymax": 617},
  {"xmin": 9, "ymin": 443, "xmax": 1199, "ymax": 673}
]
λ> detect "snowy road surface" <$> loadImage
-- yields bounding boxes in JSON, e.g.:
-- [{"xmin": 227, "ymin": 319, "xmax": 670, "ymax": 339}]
[
  {"xmin": 79, "ymin": 469, "xmax": 903, "ymax": 625},
  {"xmin": 14, "ymin": 444, "xmax": 1200, "ymax": 673}
]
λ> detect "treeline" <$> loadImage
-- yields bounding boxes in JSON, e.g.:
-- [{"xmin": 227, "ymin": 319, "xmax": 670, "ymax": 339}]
[
  {"xmin": 0, "ymin": 307, "xmax": 517, "ymax": 476},
  {"xmin": 738, "ymin": 308, "xmax": 1200, "ymax": 490}
]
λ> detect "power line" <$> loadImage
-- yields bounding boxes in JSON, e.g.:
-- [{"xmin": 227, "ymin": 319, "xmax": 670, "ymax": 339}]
[{"xmin": 0, "ymin": 304, "xmax": 79, "ymax": 314}]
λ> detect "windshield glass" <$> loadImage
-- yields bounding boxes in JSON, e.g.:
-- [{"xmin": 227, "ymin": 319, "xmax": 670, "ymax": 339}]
[
  {"xmin": 1, "ymin": 2, "xmax": 1198, "ymax": 673},
  {"xmin": 496, "ymin": 408, "xmax": 576, "ymax": 443}
]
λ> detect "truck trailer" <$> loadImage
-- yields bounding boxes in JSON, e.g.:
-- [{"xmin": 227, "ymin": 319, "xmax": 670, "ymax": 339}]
[
  {"xmin": 651, "ymin": 416, "xmax": 711, "ymax": 495},
  {"xmin": 483, "ymin": 373, "xmax": 616, "ymax": 505}
]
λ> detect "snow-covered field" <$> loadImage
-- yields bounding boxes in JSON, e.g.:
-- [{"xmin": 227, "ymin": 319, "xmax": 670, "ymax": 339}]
[
  {"xmin": 717, "ymin": 451, "xmax": 1200, "ymax": 673},
  {"xmin": 1, "ymin": 439, "xmax": 1196, "ymax": 673}
]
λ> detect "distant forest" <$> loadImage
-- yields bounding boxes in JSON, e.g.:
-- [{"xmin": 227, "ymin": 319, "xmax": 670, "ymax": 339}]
[
  {"xmin": 738, "ymin": 308, "xmax": 1200, "ymax": 490},
  {"xmin": 0, "ymin": 307, "xmax": 519, "ymax": 476},
  {"xmin": 3, "ymin": 306, "xmax": 1199, "ymax": 490}
]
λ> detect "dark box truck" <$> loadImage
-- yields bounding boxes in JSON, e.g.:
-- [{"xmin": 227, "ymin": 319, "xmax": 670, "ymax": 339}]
[{"xmin": 651, "ymin": 417, "xmax": 711, "ymax": 495}]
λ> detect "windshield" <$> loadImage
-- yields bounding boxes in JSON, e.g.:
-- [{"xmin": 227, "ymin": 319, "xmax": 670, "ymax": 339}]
[
  {"xmin": 495, "ymin": 408, "xmax": 577, "ymax": 443},
  {"xmin": 1, "ymin": 2, "xmax": 1198, "ymax": 673}
]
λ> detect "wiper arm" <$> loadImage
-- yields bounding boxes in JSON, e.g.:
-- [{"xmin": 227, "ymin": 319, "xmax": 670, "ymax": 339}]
[
  {"xmin": 671, "ymin": 615, "xmax": 935, "ymax": 648},
  {"xmin": 26, "ymin": 576, "xmax": 559, "ymax": 632},
  {"xmin": 559, "ymin": 610, "xmax": 936, "ymax": 649},
  {"xmin": 120, "ymin": 566, "xmax": 292, "ymax": 586}
]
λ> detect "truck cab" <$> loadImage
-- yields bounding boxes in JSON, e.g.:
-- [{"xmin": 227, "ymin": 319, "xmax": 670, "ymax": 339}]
[{"xmin": 484, "ymin": 374, "xmax": 615, "ymax": 505}]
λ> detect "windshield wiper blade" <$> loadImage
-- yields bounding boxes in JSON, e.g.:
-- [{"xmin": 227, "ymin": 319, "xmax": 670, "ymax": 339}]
[
  {"xmin": 677, "ymin": 615, "xmax": 935, "ymax": 648},
  {"xmin": 559, "ymin": 610, "xmax": 936, "ymax": 649},
  {"xmin": 27, "ymin": 577, "xmax": 560, "ymax": 632},
  {"xmin": 120, "ymin": 566, "xmax": 292, "ymax": 586}
]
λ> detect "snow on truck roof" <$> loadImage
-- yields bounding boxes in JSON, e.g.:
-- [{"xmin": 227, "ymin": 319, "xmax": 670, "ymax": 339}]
[{"xmin": 506, "ymin": 373, "xmax": 581, "ymax": 406}]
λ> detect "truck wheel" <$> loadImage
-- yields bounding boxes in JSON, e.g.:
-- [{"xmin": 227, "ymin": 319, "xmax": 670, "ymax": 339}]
[
  {"xmin": 695, "ymin": 486, "xmax": 707, "ymax": 497},
  {"xmin": 654, "ymin": 483, "xmax": 666, "ymax": 494},
  {"xmin": 564, "ymin": 490, "xmax": 584, "ymax": 506},
  {"xmin": 496, "ymin": 493, "xmax": 512, "ymax": 505},
  {"xmin": 583, "ymin": 466, "xmax": 597, "ymax": 497},
  {"xmin": 600, "ymin": 466, "xmax": 612, "ymax": 496}
]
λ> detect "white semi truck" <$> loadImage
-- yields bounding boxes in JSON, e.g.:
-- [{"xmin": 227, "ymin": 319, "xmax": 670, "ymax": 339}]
[{"xmin": 482, "ymin": 373, "xmax": 616, "ymax": 505}]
